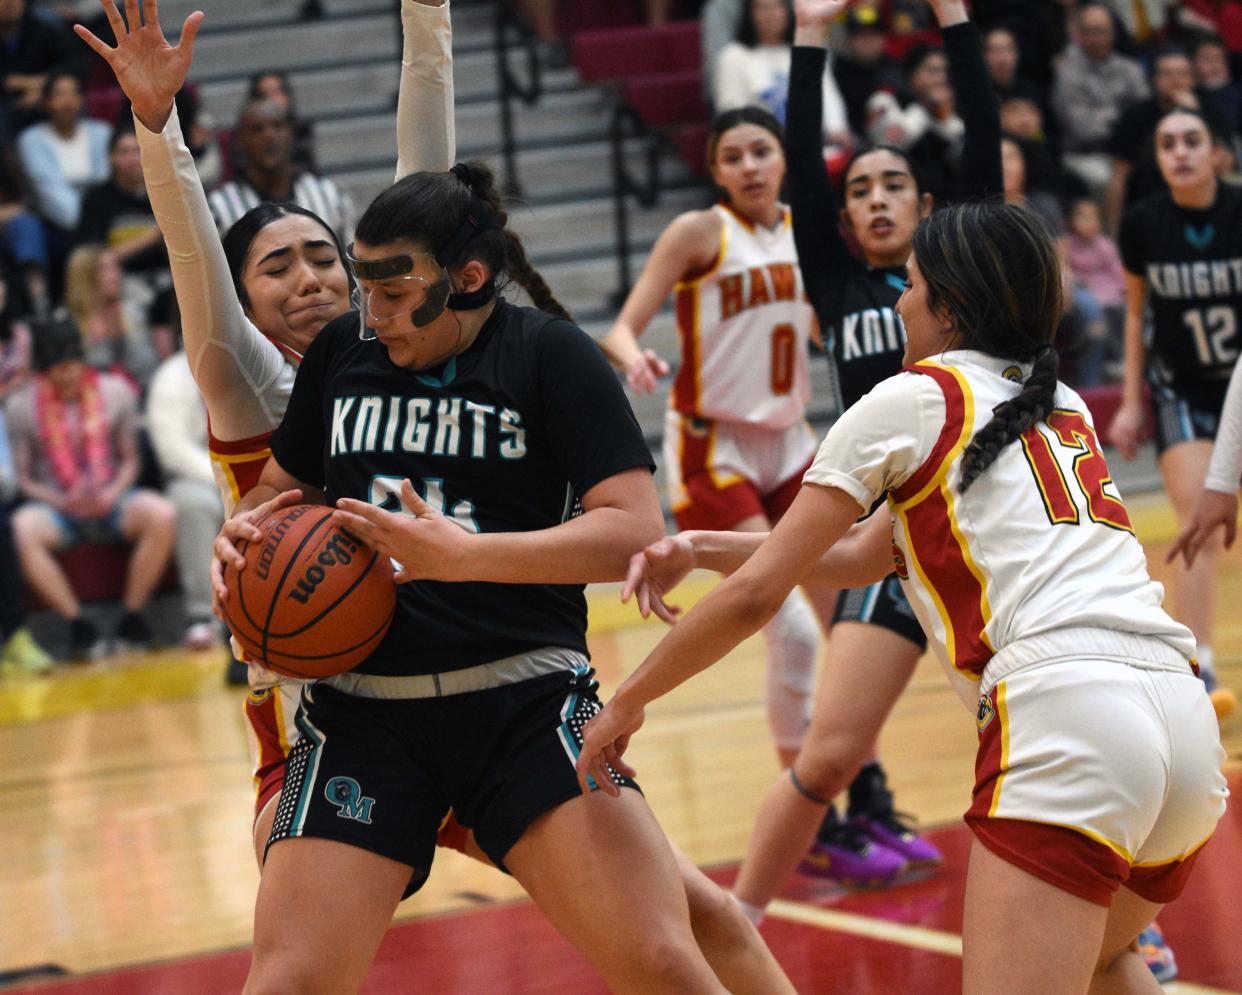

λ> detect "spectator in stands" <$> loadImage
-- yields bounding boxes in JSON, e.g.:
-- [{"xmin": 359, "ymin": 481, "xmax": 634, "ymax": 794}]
[
  {"xmin": 1105, "ymin": 45, "xmax": 1228, "ymax": 232},
  {"xmin": 0, "ymin": 0, "xmax": 82, "ymax": 130},
  {"xmin": 999, "ymin": 94, "xmax": 1089, "ymax": 203},
  {"xmin": 6, "ymin": 312, "xmax": 174, "ymax": 659},
  {"xmin": 983, "ymin": 25, "xmax": 1043, "ymax": 105},
  {"xmin": 1190, "ymin": 32, "xmax": 1242, "ymax": 132},
  {"xmin": 146, "ymin": 344, "xmax": 223, "ymax": 651},
  {"xmin": 0, "ymin": 102, "xmax": 49, "ymax": 317},
  {"xmin": 207, "ymin": 97, "xmax": 354, "ymax": 244},
  {"xmin": 831, "ymin": 4, "xmax": 903, "ymax": 138},
  {"xmin": 63, "ymin": 244, "xmax": 157, "ymax": 389},
  {"xmin": 864, "ymin": 43, "xmax": 966, "ymax": 199},
  {"xmin": 0, "ymin": 260, "xmax": 51, "ymax": 674},
  {"xmin": 1001, "ymin": 133, "xmax": 1064, "ymax": 235},
  {"xmin": 713, "ymin": 0, "xmax": 850, "ymax": 151},
  {"xmin": 16, "ymin": 71, "xmax": 109, "ymax": 296},
  {"xmin": 1064, "ymin": 196, "xmax": 1126, "ymax": 386},
  {"xmin": 76, "ymin": 122, "xmax": 167, "ymax": 281},
  {"xmin": 246, "ymin": 71, "xmax": 317, "ymax": 174},
  {"xmin": 1050, "ymin": 1, "xmax": 1148, "ymax": 197}
]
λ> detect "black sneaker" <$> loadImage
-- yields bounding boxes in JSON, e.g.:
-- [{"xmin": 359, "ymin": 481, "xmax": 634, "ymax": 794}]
[
  {"xmin": 69, "ymin": 617, "xmax": 104, "ymax": 661},
  {"xmin": 115, "ymin": 612, "xmax": 154, "ymax": 652}
]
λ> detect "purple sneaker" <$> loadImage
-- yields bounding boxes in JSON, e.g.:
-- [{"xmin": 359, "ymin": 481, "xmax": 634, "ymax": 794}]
[
  {"xmin": 853, "ymin": 811, "xmax": 944, "ymax": 869},
  {"xmin": 797, "ymin": 820, "xmax": 907, "ymax": 886}
]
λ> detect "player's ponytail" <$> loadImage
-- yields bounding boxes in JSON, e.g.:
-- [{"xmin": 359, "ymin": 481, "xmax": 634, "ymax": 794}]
[
  {"xmin": 355, "ymin": 162, "xmax": 572, "ymax": 321},
  {"xmin": 911, "ymin": 202, "xmax": 1062, "ymax": 491}
]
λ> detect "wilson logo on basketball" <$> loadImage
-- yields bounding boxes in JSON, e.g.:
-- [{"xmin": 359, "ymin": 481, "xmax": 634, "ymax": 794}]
[{"xmin": 287, "ymin": 529, "xmax": 364, "ymax": 604}]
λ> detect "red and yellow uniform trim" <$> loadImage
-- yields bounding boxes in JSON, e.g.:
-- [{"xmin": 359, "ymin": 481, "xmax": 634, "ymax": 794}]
[
  {"xmin": 208, "ymin": 426, "xmax": 275, "ymax": 516},
  {"xmin": 890, "ymin": 361, "xmax": 995, "ymax": 678},
  {"xmin": 671, "ymin": 210, "xmax": 729, "ymax": 416}
]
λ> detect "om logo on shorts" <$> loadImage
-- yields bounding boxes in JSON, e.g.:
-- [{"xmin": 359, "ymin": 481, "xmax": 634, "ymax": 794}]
[{"xmin": 325, "ymin": 776, "xmax": 376, "ymax": 824}]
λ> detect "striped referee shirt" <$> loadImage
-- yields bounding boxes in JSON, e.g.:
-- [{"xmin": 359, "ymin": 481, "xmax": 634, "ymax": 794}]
[{"xmin": 207, "ymin": 172, "xmax": 356, "ymax": 244}]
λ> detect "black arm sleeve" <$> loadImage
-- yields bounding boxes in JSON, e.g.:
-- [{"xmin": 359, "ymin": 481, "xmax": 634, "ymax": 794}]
[
  {"xmin": 1117, "ymin": 207, "xmax": 1145, "ymax": 276},
  {"xmin": 534, "ymin": 320, "xmax": 655, "ymax": 499},
  {"xmin": 268, "ymin": 316, "xmax": 342, "ymax": 489},
  {"xmin": 788, "ymin": 45, "xmax": 858, "ymax": 330},
  {"xmin": 943, "ymin": 22, "xmax": 1002, "ymax": 201}
]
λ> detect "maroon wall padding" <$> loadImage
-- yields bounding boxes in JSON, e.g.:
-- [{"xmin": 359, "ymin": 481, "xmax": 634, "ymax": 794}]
[{"xmin": 572, "ymin": 20, "xmax": 701, "ymax": 82}]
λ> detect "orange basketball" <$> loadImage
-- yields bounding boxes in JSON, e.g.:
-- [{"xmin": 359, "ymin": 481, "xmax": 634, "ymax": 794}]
[{"xmin": 222, "ymin": 504, "xmax": 396, "ymax": 679}]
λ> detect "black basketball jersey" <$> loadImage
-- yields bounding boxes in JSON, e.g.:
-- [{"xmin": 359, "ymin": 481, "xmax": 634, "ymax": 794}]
[
  {"xmin": 1120, "ymin": 183, "xmax": 1242, "ymax": 406},
  {"xmin": 787, "ymin": 26, "xmax": 1000, "ymax": 414},
  {"xmin": 269, "ymin": 299, "xmax": 655, "ymax": 677}
]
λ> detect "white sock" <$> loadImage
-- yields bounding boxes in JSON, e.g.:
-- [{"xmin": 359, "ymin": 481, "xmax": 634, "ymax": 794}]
[
  {"xmin": 1197, "ymin": 645, "xmax": 1216, "ymax": 681},
  {"xmin": 731, "ymin": 892, "xmax": 766, "ymax": 928}
]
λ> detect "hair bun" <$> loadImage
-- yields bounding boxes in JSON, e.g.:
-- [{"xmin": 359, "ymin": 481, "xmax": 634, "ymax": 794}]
[{"xmin": 450, "ymin": 162, "xmax": 476, "ymax": 191}]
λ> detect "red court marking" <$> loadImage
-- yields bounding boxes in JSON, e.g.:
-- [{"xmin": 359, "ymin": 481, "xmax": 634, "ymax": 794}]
[{"xmin": 11, "ymin": 782, "xmax": 1242, "ymax": 994}]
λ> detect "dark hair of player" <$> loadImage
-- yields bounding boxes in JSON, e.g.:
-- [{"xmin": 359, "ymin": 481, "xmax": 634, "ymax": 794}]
[
  {"xmin": 912, "ymin": 201, "xmax": 1062, "ymax": 491},
  {"xmin": 354, "ymin": 160, "xmax": 572, "ymax": 321}
]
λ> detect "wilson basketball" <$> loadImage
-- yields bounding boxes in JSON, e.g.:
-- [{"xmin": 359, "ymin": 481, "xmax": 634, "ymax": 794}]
[{"xmin": 222, "ymin": 504, "xmax": 396, "ymax": 679}]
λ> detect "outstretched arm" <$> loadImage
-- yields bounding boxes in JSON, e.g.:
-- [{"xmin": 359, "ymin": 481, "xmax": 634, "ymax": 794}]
[
  {"xmin": 790, "ymin": 0, "xmax": 856, "ymax": 329},
  {"xmin": 933, "ymin": 0, "xmax": 1002, "ymax": 200},
  {"xmin": 599, "ymin": 210, "xmax": 719, "ymax": 393},
  {"xmin": 77, "ymin": 0, "xmax": 289, "ymax": 442},
  {"xmin": 622, "ymin": 508, "xmax": 892, "ymax": 623},
  {"xmin": 395, "ymin": 0, "xmax": 456, "ymax": 179},
  {"xmin": 577, "ymin": 483, "xmax": 864, "ymax": 794}
]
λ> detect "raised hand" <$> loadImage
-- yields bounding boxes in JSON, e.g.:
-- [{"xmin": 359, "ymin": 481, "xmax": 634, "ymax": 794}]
[{"xmin": 74, "ymin": 0, "xmax": 203, "ymax": 134}]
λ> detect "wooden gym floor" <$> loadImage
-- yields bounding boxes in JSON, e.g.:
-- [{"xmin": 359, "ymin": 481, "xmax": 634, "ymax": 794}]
[{"xmin": 1, "ymin": 493, "xmax": 1239, "ymax": 993}]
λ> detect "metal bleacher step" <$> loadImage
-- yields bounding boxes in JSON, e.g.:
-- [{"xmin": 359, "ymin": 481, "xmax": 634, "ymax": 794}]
[
  {"xmin": 195, "ymin": 52, "xmax": 582, "ymax": 128},
  {"xmin": 312, "ymin": 88, "xmax": 609, "ymax": 178}
]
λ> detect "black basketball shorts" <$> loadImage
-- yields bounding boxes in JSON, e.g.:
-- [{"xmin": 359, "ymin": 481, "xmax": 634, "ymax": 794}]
[
  {"xmin": 266, "ymin": 663, "xmax": 639, "ymax": 898},
  {"xmin": 832, "ymin": 573, "xmax": 928, "ymax": 650}
]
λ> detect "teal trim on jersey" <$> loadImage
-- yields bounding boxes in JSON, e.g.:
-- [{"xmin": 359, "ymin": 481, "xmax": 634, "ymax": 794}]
[
  {"xmin": 290, "ymin": 705, "xmax": 326, "ymax": 836},
  {"xmin": 1184, "ymin": 223, "xmax": 1216, "ymax": 250},
  {"xmin": 414, "ymin": 355, "xmax": 457, "ymax": 389},
  {"xmin": 884, "ymin": 273, "xmax": 908, "ymax": 293}
]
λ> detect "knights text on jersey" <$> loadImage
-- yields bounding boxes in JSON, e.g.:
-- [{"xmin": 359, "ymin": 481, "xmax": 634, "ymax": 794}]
[
  {"xmin": 268, "ymin": 300, "xmax": 655, "ymax": 677},
  {"xmin": 820, "ymin": 259, "xmax": 910, "ymax": 412},
  {"xmin": 671, "ymin": 203, "xmax": 815, "ymax": 429},
  {"xmin": 804, "ymin": 351, "xmax": 1194, "ymax": 708},
  {"xmin": 1119, "ymin": 184, "xmax": 1242, "ymax": 404}
]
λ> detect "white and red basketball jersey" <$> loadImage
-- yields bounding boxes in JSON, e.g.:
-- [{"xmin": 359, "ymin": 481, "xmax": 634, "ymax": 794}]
[
  {"xmin": 671, "ymin": 203, "xmax": 815, "ymax": 430},
  {"xmin": 806, "ymin": 351, "xmax": 1196, "ymax": 708}
]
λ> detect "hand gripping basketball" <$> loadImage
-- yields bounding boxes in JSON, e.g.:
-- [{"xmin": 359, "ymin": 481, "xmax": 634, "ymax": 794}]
[{"xmin": 333, "ymin": 478, "xmax": 477, "ymax": 583}]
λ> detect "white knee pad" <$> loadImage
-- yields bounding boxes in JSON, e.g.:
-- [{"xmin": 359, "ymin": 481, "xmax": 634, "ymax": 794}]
[{"xmin": 762, "ymin": 591, "xmax": 819, "ymax": 751}]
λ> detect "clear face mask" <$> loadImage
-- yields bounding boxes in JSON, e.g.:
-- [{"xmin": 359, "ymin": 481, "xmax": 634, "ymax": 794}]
[{"xmin": 346, "ymin": 246, "xmax": 451, "ymax": 341}]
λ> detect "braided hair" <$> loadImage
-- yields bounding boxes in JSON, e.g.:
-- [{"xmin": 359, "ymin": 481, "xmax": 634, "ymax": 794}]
[
  {"xmin": 910, "ymin": 202, "xmax": 1063, "ymax": 491},
  {"xmin": 355, "ymin": 161, "xmax": 572, "ymax": 321}
]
